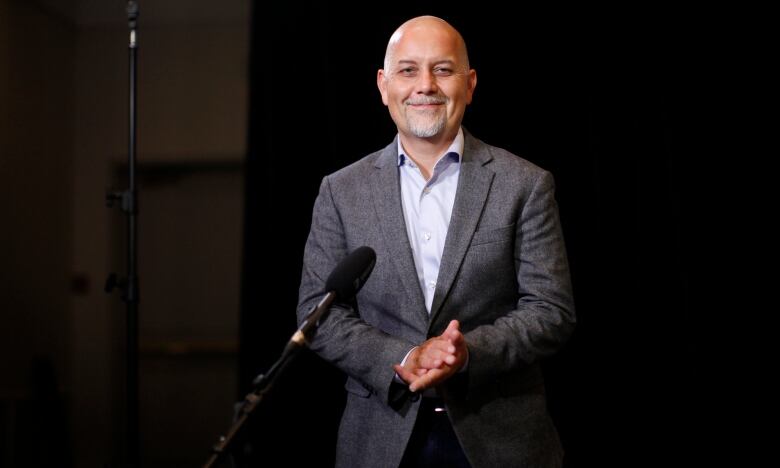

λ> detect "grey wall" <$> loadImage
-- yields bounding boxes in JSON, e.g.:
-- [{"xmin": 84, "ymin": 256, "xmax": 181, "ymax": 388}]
[{"xmin": 1, "ymin": 1, "xmax": 249, "ymax": 466}]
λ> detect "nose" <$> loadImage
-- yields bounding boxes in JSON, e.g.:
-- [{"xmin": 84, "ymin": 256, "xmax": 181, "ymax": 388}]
[{"xmin": 416, "ymin": 69, "xmax": 438, "ymax": 94}]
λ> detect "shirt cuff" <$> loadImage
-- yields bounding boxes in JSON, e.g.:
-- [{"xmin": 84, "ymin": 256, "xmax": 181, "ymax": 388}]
[{"xmin": 394, "ymin": 346, "xmax": 418, "ymax": 383}]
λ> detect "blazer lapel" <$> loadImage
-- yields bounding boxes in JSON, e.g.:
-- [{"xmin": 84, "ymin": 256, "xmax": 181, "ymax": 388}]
[
  {"xmin": 371, "ymin": 140, "xmax": 428, "ymax": 321},
  {"xmin": 429, "ymin": 135, "xmax": 495, "ymax": 323}
]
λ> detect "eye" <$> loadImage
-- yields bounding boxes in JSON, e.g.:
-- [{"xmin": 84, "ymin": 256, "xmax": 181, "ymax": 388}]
[
  {"xmin": 398, "ymin": 67, "xmax": 417, "ymax": 77},
  {"xmin": 433, "ymin": 67, "xmax": 454, "ymax": 76}
]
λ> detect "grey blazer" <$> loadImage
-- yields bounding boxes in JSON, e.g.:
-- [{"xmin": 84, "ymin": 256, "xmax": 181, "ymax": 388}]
[{"xmin": 297, "ymin": 130, "xmax": 576, "ymax": 468}]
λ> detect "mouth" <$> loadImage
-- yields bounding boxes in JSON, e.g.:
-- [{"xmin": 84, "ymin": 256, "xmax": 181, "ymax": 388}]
[
  {"xmin": 406, "ymin": 102, "xmax": 445, "ymax": 111},
  {"xmin": 408, "ymin": 104, "xmax": 442, "ymax": 110},
  {"xmin": 405, "ymin": 97, "xmax": 447, "ymax": 108}
]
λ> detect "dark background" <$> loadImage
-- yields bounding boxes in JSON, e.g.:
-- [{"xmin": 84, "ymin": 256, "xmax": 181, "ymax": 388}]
[
  {"xmin": 1, "ymin": 1, "xmax": 741, "ymax": 466},
  {"xmin": 240, "ymin": 4, "xmax": 725, "ymax": 468}
]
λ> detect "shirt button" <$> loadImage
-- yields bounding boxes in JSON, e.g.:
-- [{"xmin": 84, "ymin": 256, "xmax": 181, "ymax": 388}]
[
  {"xmin": 423, "ymin": 232, "xmax": 431, "ymax": 241},
  {"xmin": 428, "ymin": 281, "xmax": 436, "ymax": 289},
  {"xmin": 423, "ymin": 186, "xmax": 431, "ymax": 194}
]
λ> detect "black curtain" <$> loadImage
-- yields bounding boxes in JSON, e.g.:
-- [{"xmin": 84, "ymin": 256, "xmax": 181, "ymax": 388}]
[{"xmin": 239, "ymin": 4, "xmax": 719, "ymax": 467}]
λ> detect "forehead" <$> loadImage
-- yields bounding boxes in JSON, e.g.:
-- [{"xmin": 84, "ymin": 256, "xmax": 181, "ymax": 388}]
[{"xmin": 389, "ymin": 26, "xmax": 463, "ymax": 64}]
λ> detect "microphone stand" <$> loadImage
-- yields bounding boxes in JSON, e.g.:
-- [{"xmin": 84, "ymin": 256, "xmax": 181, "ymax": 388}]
[
  {"xmin": 106, "ymin": 2, "xmax": 141, "ymax": 466},
  {"xmin": 202, "ymin": 294, "xmax": 336, "ymax": 468}
]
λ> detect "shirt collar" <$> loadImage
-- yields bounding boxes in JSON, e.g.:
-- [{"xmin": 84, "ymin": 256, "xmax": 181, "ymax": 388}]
[{"xmin": 397, "ymin": 127, "xmax": 464, "ymax": 168}]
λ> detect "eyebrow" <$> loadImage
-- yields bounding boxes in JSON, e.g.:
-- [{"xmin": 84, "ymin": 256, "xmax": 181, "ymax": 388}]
[{"xmin": 394, "ymin": 59, "xmax": 457, "ymax": 67}]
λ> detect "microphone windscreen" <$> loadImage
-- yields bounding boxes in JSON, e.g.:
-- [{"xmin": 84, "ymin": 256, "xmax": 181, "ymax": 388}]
[{"xmin": 325, "ymin": 246, "xmax": 376, "ymax": 299}]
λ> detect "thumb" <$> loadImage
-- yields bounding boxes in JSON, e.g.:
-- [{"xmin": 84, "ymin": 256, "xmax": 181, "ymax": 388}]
[{"xmin": 444, "ymin": 319, "xmax": 460, "ymax": 335}]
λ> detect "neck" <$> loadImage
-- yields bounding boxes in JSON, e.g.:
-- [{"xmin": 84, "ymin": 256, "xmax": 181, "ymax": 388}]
[{"xmin": 399, "ymin": 129, "xmax": 458, "ymax": 180}]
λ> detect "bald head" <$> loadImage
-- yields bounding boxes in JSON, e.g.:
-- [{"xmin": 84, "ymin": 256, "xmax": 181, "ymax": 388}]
[
  {"xmin": 377, "ymin": 15, "xmax": 477, "ymax": 146},
  {"xmin": 383, "ymin": 16, "xmax": 470, "ymax": 74}
]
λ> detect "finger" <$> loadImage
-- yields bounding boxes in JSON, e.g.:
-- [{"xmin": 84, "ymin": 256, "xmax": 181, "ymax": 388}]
[
  {"xmin": 418, "ymin": 357, "xmax": 443, "ymax": 369},
  {"xmin": 443, "ymin": 319, "xmax": 460, "ymax": 336},
  {"xmin": 417, "ymin": 349, "xmax": 450, "ymax": 369},
  {"xmin": 418, "ymin": 337, "xmax": 453, "ymax": 354},
  {"xmin": 409, "ymin": 369, "xmax": 437, "ymax": 392},
  {"xmin": 417, "ymin": 339, "xmax": 454, "ymax": 358},
  {"xmin": 447, "ymin": 328, "xmax": 464, "ymax": 346},
  {"xmin": 443, "ymin": 340, "xmax": 457, "ymax": 354},
  {"xmin": 393, "ymin": 364, "xmax": 418, "ymax": 384},
  {"xmin": 409, "ymin": 367, "xmax": 449, "ymax": 393}
]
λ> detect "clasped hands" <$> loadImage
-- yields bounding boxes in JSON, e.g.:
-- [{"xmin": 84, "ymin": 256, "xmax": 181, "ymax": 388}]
[{"xmin": 393, "ymin": 319, "xmax": 468, "ymax": 393}]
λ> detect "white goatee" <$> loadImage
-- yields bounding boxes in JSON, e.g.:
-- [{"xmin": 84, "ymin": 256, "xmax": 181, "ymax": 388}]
[{"xmin": 405, "ymin": 96, "xmax": 448, "ymax": 137}]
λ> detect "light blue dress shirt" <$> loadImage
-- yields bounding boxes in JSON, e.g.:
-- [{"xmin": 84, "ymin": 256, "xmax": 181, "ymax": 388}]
[{"xmin": 397, "ymin": 128, "xmax": 464, "ymax": 313}]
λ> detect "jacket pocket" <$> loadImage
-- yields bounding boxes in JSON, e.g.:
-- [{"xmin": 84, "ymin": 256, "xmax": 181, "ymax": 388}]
[{"xmin": 470, "ymin": 223, "xmax": 516, "ymax": 246}]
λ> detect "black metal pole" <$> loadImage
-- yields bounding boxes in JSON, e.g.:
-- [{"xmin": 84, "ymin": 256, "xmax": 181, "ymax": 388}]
[
  {"xmin": 106, "ymin": 2, "xmax": 140, "ymax": 466},
  {"xmin": 202, "ymin": 322, "xmax": 311, "ymax": 468},
  {"xmin": 126, "ymin": 2, "xmax": 140, "ymax": 466}
]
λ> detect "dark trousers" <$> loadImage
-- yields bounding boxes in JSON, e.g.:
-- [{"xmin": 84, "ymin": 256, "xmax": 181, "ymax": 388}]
[{"xmin": 399, "ymin": 398, "xmax": 471, "ymax": 468}]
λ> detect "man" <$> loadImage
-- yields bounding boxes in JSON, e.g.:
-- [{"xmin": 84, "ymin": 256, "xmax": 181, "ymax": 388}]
[{"xmin": 297, "ymin": 15, "xmax": 575, "ymax": 468}]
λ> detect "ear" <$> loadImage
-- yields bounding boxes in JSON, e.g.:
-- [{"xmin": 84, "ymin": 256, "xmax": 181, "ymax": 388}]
[
  {"xmin": 465, "ymin": 69, "xmax": 477, "ymax": 105},
  {"xmin": 377, "ymin": 69, "xmax": 389, "ymax": 106}
]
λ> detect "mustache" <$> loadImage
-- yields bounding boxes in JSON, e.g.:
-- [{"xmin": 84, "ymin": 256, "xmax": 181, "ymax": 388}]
[{"xmin": 405, "ymin": 96, "xmax": 447, "ymax": 106}]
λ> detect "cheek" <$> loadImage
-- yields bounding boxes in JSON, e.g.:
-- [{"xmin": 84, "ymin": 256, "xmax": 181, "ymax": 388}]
[
  {"xmin": 386, "ymin": 101, "xmax": 404, "ymax": 121},
  {"xmin": 387, "ymin": 82, "xmax": 412, "ymax": 100},
  {"xmin": 387, "ymin": 96, "xmax": 402, "ymax": 111},
  {"xmin": 447, "ymin": 92, "xmax": 467, "ymax": 113},
  {"xmin": 388, "ymin": 96, "xmax": 407, "ymax": 116},
  {"xmin": 389, "ymin": 89, "xmax": 406, "ymax": 104}
]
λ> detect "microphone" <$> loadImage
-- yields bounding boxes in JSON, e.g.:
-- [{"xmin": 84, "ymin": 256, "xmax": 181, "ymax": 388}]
[
  {"xmin": 215, "ymin": 247, "xmax": 376, "ymax": 465},
  {"xmin": 252, "ymin": 246, "xmax": 375, "ymax": 388},
  {"xmin": 291, "ymin": 246, "xmax": 376, "ymax": 348}
]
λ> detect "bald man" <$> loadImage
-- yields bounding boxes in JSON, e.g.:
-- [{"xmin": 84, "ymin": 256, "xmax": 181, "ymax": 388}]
[{"xmin": 297, "ymin": 16, "xmax": 575, "ymax": 468}]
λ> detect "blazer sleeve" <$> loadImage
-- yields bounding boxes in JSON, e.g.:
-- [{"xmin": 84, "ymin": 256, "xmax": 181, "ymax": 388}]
[
  {"xmin": 464, "ymin": 170, "xmax": 576, "ymax": 390},
  {"xmin": 297, "ymin": 176, "xmax": 414, "ymax": 406}
]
